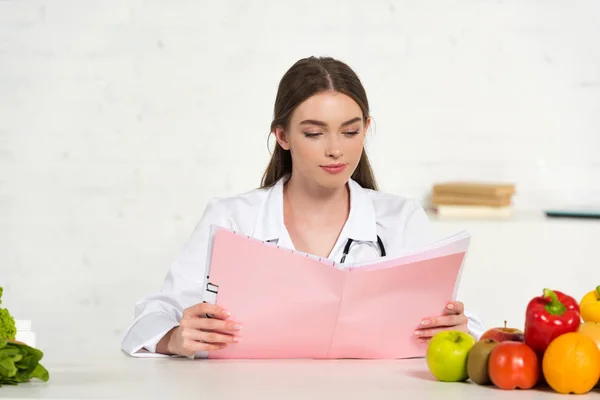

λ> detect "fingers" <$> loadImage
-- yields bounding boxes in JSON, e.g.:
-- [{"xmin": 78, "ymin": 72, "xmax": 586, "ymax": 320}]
[
  {"xmin": 415, "ymin": 309, "xmax": 469, "ymax": 344},
  {"xmin": 177, "ymin": 327, "xmax": 238, "ymax": 356},
  {"xmin": 415, "ymin": 324, "xmax": 470, "ymax": 343},
  {"xmin": 181, "ymin": 316, "xmax": 243, "ymax": 333},
  {"xmin": 420, "ymin": 313, "xmax": 468, "ymax": 329},
  {"xmin": 415, "ymin": 302, "xmax": 469, "ymax": 344},
  {"xmin": 171, "ymin": 303, "xmax": 244, "ymax": 356},
  {"xmin": 443, "ymin": 301, "xmax": 464, "ymax": 315},
  {"xmin": 416, "ymin": 324, "xmax": 469, "ymax": 338},
  {"xmin": 182, "ymin": 327, "xmax": 240, "ymax": 345},
  {"xmin": 178, "ymin": 340, "xmax": 229, "ymax": 356},
  {"xmin": 184, "ymin": 303, "xmax": 231, "ymax": 320}
]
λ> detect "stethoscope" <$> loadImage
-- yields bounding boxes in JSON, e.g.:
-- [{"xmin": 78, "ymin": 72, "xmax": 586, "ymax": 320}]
[
  {"xmin": 202, "ymin": 233, "xmax": 388, "ymax": 319},
  {"xmin": 339, "ymin": 235, "xmax": 386, "ymax": 263}
]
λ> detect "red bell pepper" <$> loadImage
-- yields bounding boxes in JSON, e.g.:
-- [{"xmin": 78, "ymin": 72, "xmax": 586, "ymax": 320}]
[{"xmin": 524, "ymin": 288, "xmax": 580, "ymax": 356}]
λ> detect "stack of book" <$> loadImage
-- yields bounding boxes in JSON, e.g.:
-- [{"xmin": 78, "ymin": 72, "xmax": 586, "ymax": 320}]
[{"xmin": 430, "ymin": 182, "xmax": 516, "ymax": 219}]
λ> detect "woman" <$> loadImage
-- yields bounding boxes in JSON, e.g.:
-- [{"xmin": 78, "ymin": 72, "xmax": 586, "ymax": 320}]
[{"xmin": 121, "ymin": 56, "xmax": 485, "ymax": 358}]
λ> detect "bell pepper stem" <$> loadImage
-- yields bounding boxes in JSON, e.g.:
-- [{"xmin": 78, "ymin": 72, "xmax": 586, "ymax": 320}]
[
  {"xmin": 543, "ymin": 288, "xmax": 566, "ymax": 315},
  {"xmin": 596, "ymin": 285, "xmax": 600, "ymax": 298}
]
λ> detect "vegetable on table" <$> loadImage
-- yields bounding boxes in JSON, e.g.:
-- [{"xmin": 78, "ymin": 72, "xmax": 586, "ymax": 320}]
[
  {"xmin": 580, "ymin": 285, "xmax": 600, "ymax": 323},
  {"xmin": 0, "ymin": 286, "xmax": 50, "ymax": 386},
  {"xmin": 0, "ymin": 339, "xmax": 49, "ymax": 386},
  {"xmin": 524, "ymin": 288, "xmax": 581, "ymax": 356},
  {"xmin": 0, "ymin": 287, "xmax": 17, "ymax": 341}
]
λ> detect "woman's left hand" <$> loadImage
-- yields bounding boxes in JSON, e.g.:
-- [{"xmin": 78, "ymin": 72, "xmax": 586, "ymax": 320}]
[{"xmin": 415, "ymin": 301, "xmax": 469, "ymax": 343}]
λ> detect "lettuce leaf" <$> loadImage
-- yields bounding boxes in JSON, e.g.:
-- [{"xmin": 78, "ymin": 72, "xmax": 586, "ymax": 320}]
[{"xmin": 0, "ymin": 339, "xmax": 50, "ymax": 386}]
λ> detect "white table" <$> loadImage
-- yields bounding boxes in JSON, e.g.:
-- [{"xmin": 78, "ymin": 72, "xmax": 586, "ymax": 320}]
[{"xmin": 1, "ymin": 354, "xmax": 595, "ymax": 399}]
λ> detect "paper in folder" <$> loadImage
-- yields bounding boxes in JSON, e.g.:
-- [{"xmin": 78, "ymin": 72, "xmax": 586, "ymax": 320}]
[{"xmin": 202, "ymin": 225, "xmax": 471, "ymax": 360}]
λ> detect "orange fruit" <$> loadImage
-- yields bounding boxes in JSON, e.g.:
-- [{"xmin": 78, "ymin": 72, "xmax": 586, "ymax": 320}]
[
  {"xmin": 542, "ymin": 332, "xmax": 600, "ymax": 394},
  {"xmin": 579, "ymin": 322, "xmax": 600, "ymax": 351}
]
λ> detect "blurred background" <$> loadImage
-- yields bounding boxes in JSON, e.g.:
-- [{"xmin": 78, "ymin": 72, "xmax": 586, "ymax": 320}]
[{"xmin": 1, "ymin": 0, "xmax": 599, "ymax": 362}]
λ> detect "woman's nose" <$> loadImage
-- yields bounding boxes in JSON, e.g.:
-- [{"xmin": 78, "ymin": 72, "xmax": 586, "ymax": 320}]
[
  {"xmin": 326, "ymin": 148, "xmax": 343, "ymax": 158},
  {"xmin": 325, "ymin": 137, "xmax": 343, "ymax": 158}
]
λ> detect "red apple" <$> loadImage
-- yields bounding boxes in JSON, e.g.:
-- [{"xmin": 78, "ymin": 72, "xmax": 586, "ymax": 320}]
[
  {"xmin": 488, "ymin": 341, "xmax": 540, "ymax": 390},
  {"xmin": 480, "ymin": 321, "xmax": 524, "ymax": 343}
]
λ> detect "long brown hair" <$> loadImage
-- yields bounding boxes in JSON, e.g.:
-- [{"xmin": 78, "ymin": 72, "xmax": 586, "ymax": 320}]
[{"xmin": 260, "ymin": 56, "xmax": 378, "ymax": 190}]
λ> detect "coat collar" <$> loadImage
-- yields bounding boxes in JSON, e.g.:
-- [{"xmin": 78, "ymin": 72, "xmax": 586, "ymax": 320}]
[{"xmin": 253, "ymin": 175, "xmax": 378, "ymax": 244}]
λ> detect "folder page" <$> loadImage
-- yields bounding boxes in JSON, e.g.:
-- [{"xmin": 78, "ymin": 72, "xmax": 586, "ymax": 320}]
[
  {"xmin": 204, "ymin": 226, "xmax": 471, "ymax": 359},
  {"xmin": 328, "ymin": 252, "xmax": 467, "ymax": 359},
  {"xmin": 205, "ymin": 228, "xmax": 344, "ymax": 359},
  {"xmin": 345, "ymin": 231, "xmax": 470, "ymax": 270}
]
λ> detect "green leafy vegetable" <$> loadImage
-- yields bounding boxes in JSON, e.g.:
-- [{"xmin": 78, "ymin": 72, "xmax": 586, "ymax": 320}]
[
  {"xmin": 0, "ymin": 339, "xmax": 49, "ymax": 386},
  {"xmin": 0, "ymin": 288, "xmax": 49, "ymax": 386},
  {"xmin": 0, "ymin": 287, "xmax": 17, "ymax": 341}
]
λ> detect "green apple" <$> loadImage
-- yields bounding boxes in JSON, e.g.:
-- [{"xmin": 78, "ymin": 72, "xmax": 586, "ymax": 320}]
[{"xmin": 426, "ymin": 330, "xmax": 477, "ymax": 382}]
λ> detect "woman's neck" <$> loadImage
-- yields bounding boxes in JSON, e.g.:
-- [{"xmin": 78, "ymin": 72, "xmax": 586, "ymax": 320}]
[{"xmin": 283, "ymin": 173, "xmax": 350, "ymax": 220}]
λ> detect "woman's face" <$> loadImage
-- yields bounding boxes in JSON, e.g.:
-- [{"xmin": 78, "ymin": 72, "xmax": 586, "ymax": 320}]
[{"xmin": 275, "ymin": 90, "xmax": 369, "ymax": 190}]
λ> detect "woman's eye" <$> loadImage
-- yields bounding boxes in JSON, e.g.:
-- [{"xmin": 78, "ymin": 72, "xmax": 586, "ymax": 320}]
[
  {"xmin": 303, "ymin": 131, "xmax": 359, "ymax": 138},
  {"xmin": 304, "ymin": 132, "xmax": 322, "ymax": 138}
]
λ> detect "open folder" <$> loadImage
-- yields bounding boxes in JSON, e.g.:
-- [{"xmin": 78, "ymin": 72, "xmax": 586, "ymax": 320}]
[{"xmin": 202, "ymin": 225, "xmax": 471, "ymax": 360}]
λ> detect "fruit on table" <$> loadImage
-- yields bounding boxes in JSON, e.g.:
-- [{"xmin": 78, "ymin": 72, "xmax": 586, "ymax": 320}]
[
  {"xmin": 542, "ymin": 332, "xmax": 600, "ymax": 394},
  {"xmin": 579, "ymin": 321, "xmax": 600, "ymax": 350},
  {"xmin": 524, "ymin": 288, "xmax": 580, "ymax": 356},
  {"xmin": 488, "ymin": 341, "xmax": 540, "ymax": 390},
  {"xmin": 578, "ymin": 322, "xmax": 600, "ymax": 389},
  {"xmin": 580, "ymin": 285, "xmax": 600, "ymax": 323},
  {"xmin": 480, "ymin": 321, "xmax": 524, "ymax": 343},
  {"xmin": 426, "ymin": 330, "xmax": 476, "ymax": 382},
  {"xmin": 466, "ymin": 338, "xmax": 498, "ymax": 385}
]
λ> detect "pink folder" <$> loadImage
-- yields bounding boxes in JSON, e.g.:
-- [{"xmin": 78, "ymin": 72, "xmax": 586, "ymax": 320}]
[{"xmin": 203, "ymin": 226, "xmax": 470, "ymax": 359}]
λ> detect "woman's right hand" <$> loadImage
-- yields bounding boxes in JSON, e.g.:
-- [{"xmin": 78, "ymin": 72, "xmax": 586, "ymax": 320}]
[{"xmin": 159, "ymin": 303, "xmax": 243, "ymax": 357}]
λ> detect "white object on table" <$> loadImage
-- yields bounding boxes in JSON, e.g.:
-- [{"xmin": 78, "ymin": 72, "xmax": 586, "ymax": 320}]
[{"xmin": 14, "ymin": 319, "xmax": 36, "ymax": 347}]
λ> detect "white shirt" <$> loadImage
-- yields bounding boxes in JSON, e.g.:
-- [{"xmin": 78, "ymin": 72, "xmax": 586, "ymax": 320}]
[{"xmin": 121, "ymin": 176, "xmax": 485, "ymax": 357}]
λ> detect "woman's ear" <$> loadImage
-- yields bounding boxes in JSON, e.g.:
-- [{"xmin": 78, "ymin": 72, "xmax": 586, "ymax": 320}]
[{"xmin": 274, "ymin": 126, "xmax": 291, "ymax": 150}]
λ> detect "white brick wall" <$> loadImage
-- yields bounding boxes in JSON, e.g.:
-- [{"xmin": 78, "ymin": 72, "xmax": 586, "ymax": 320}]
[{"xmin": 1, "ymin": 0, "xmax": 599, "ymax": 361}]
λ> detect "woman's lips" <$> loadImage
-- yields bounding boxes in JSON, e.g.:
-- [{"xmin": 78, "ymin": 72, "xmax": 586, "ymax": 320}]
[{"xmin": 320, "ymin": 164, "xmax": 347, "ymax": 174}]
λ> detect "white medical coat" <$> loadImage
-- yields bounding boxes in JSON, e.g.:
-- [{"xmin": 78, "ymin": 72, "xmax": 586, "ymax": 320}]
[{"xmin": 121, "ymin": 176, "xmax": 485, "ymax": 357}]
